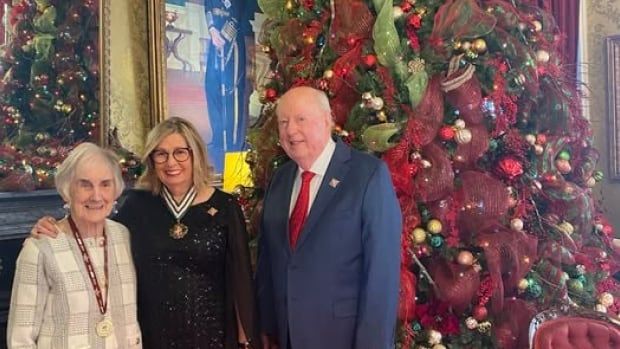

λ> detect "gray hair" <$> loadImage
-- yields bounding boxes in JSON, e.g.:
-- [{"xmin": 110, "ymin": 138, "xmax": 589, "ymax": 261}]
[{"xmin": 55, "ymin": 142, "xmax": 125, "ymax": 202}]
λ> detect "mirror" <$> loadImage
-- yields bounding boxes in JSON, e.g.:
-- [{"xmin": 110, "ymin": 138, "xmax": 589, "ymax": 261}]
[{"xmin": 0, "ymin": 0, "xmax": 109, "ymax": 191}]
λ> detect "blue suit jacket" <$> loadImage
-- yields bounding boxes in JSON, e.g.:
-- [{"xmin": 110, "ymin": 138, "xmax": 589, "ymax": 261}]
[{"xmin": 256, "ymin": 140, "xmax": 402, "ymax": 349}]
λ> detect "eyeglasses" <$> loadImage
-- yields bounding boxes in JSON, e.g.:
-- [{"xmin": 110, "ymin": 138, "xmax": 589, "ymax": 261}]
[{"xmin": 151, "ymin": 147, "xmax": 192, "ymax": 164}]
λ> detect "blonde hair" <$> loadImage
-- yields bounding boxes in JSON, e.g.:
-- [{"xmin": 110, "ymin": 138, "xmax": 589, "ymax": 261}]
[
  {"xmin": 137, "ymin": 117, "xmax": 212, "ymax": 194},
  {"xmin": 55, "ymin": 142, "xmax": 125, "ymax": 202}
]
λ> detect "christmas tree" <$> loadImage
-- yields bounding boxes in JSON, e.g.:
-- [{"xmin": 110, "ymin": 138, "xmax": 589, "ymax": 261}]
[
  {"xmin": 0, "ymin": 0, "xmax": 100, "ymax": 191},
  {"xmin": 246, "ymin": 0, "xmax": 620, "ymax": 347}
]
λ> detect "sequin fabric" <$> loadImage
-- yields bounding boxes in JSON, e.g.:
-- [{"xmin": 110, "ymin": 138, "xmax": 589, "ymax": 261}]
[{"xmin": 132, "ymin": 192, "xmax": 228, "ymax": 349}]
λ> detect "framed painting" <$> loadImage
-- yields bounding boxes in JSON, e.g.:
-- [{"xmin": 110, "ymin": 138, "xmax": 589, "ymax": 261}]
[
  {"xmin": 607, "ymin": 35, "xmax": 620, "ymax": 181},
  {"xmin": 147, "ymin": 0, "xmax": 265, "ymax": 181}
]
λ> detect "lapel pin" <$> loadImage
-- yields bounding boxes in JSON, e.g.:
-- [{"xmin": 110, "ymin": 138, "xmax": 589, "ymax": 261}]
[
  {"xmin": 207, "ymin": 207, "xmax": 218, "ymax": 216},
  {"xmin": 329, "ymin": 178, "xmax": 340, "ymax": 188}
]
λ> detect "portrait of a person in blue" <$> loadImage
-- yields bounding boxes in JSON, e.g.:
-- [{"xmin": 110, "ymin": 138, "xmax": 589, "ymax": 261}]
[{"xmin": 204, "ymin": 0, "xmax": 258, "ymax": 173}]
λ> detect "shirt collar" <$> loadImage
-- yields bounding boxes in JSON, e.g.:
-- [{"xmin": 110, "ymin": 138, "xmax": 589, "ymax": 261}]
[{"xmin": 299, "ymin": 137, "xmax": 336, "ymax": 177}]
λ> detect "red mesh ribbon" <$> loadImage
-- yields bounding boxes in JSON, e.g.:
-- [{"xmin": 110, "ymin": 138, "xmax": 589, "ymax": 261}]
[
  {"xmin": 414, "ymin": 142, "xmax": 454, "ymax": 203},
  {"xmin": 429, "ymin": 0, "xmax": 496, "ymax": 56},
  {"xmin": 398, "ymin": 267, "xmax": 417, "ymax": 321},
  {"xmin": 477, "ymin": 227, "xmax": 538, "ymax": 313},
  {"xmin": 493, "ymin": 298, "xmax": 537, "ymax": 349},
  {"xmin": 329, "ymin": 45, "xmax": 363, "ymax": 125},
  {"xmin": 453, "ymin": 124, "xmax": 489, "ymax": 169},
  {"xmin": 428, "ymin": 258, "xmax": 481, "ymax": 313},
  {"xmin": 329, "ymin": 0, "xmax": 374, "ymax": 55},
  {"xmin": 442, "ymin": 60, "xmax": 484, "ymax": 125},
  {"xmin": 458, "ymin": 171, "xmax": 510, "ymax": 237},
  {"xmin": 406, "ymin": 75, "xmax": 444, "ymax": 147}
]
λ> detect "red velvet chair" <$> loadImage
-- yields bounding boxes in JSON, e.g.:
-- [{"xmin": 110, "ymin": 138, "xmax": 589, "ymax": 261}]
[{"xmin": 529, "ymin": 305, "xmax": 620, "ymax": 349}]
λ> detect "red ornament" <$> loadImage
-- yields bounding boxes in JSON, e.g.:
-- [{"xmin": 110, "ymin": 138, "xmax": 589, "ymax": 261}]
[
  {"xmin": 407, "ymin": 14, "xmax": 422, "ymax": 29},
  {"xmin": 362, "ymin": 54, "xmax": 377, "ymax": 68},
  {"xmin": 401, "ymin": 1, "xmax": 412, "ymax": 12},
  {"xmin": 536, "ymin": 133, "xmax": 547, "ymax": 145},
  {"xmin": 264, "ymin": 88, "xmax": 278, "ymax": 102},
  {"xmin": 472, "ymin": 305, "xmax": 488, "ymax": 321},
  {"xmin": 497, "ymin": 156, "xmax": 523, "ymax": 180},
  {"xmin": 438, "ymin": 126, "xmax": 455, "ymax": 140}
]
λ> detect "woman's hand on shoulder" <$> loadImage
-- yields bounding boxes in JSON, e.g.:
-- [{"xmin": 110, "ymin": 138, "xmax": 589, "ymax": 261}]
[{"xmin": 31, "ymin": 216, "xmax": 60, "ymax": 238}]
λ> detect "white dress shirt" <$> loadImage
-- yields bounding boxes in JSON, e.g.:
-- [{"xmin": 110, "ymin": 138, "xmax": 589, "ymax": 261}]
[{"xmin": 289, "ymin": 138, "xmax": 336, "ymax": 217}]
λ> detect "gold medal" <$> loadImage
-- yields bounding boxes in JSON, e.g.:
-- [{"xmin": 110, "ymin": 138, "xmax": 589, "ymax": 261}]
[
  {"xmin": 169, "ymin": 222, "xmax": 189, "ymax": 239},
  {"xmin": 96, "ymin": 317, "xmax": 114, "ymax": 337},
  {"xmin": 162, "ymin": 186, "xmax": 197, "ymax": 240}
]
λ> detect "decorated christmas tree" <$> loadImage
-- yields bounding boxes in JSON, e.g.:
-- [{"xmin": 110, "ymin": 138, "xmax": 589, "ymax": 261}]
[
  {"xmin": 246, "ymin": 0, "xmax": 620, "ymax": 347},
  {"xmin": 0, "ymin": 0, "xmax": 93, "ymax": 190}
]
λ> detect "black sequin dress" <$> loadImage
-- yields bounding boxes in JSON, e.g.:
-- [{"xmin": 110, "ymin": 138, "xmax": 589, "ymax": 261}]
[{"xmin": 115, "ymin": 189, "xmax": 257, "ymax": 349}]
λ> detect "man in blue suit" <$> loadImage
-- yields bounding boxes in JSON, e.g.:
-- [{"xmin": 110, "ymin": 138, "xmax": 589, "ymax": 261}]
[{"xmin": 256, "ymin": 86, "xmax": 402, "ymax": 349}]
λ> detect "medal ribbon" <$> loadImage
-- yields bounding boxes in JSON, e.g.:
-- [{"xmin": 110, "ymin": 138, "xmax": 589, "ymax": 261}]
[
  {"xmin": 162, "ymin": 185, "xmax": 197, "ymax": 222},
  {"xmin": 68, "ymin": 216, "xmax": 108, "ymax": 316}
]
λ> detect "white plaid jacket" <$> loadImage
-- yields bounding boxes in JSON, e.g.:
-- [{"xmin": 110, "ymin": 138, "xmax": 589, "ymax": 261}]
[{"xmin": 7, "ymin": 219, "xmax": 141, "ymax": 349}]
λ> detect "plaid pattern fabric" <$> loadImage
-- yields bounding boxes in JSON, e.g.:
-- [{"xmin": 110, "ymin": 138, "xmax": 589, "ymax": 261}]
[{"xmin": 7, "ymin": 219, "xmax": 141, "ymax": 349}]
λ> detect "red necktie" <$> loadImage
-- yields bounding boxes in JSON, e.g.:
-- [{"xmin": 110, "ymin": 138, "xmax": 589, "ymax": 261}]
[{"xmin": 289, "ymin": 171, "xmax": 315, "ymax": 249}]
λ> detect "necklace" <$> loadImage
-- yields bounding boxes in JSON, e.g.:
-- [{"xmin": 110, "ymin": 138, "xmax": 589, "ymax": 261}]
[
  {"xmin": 68, "ymin": 216, "xmax": 112, "ymax": 337},
  {"xmin": 162, "ymin": 185, "xmax": 197, "ymax": 239}
]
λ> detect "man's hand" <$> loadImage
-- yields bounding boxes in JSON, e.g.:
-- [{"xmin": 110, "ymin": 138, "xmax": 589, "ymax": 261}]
[
  {"xmin": 261, "ymin": 333, "xmax": 279, "ymax": 349},
  {"xmin": 31, "ymin": 216, "xmax": 59, "ymax": 238},
  {"xmin": 209, "ymin": 27, "xmax": 226, "ymax": 49}
]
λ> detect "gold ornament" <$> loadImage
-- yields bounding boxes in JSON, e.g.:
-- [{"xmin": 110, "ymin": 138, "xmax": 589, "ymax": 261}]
[
  {"xmin": 323, "ymin": 69, "xmax": 334, "ymax": 79},
  {"xmin": 518, "ymin": 278, "xmax": 529, "ymax": 291},
  {"xmin": 455, "ymin": 129, "xmax": 472, "ymax": 144},
  {"xmin": 427, "ymin": 219, "xmax": 442, "ymax": 234},
  {"xmin": 460, "ymin": 41, "xmax": 472, "ymax": 51},
  {"xmin": 557, "ymin": 221, "xmax": 574, "ymax": 235},
  {"xmin": 303, "ymin": 35, "xmax": 315, "ymax": 45},
  {"xmin": 412, "ymin": 228, "xmax": 427, "ymax": 244},
  {"xmin": 532, "ymin": 20, "xmax": 543, "ymax": 32},
  {"xmin": 61, "ymin": 104, "xmax": 73, "ymax": 114},
  {"xmin": 285, "ymin": 0, "xmax": 294, "ymax": 11},
  {"xmin": 472, "ymin": 38, "xmax": 487, "ymax": 54},
  {"xmin": 377, "ymin": 110, "xmax": 387, "ymax": 122}
]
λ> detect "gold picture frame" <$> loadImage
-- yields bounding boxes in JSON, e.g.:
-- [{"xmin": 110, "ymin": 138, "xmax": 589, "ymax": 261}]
[{"xmin": 607, "ymin": 35, "xmax": 620, "ymax": 181}]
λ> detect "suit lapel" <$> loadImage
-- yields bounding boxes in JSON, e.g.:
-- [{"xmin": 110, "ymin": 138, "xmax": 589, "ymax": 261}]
[
  {"xmin": 273, "ymin": 162, "xmax": 297, "ymax": 256},
  {"xmin": 294, "ymin": 140, "xmax": 351, "ymax": 251}
]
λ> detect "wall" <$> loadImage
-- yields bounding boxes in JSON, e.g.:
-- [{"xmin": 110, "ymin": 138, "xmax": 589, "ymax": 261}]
[{"xmin": 585, "ymin": 1, "xmax": 620, "ymax": 229}]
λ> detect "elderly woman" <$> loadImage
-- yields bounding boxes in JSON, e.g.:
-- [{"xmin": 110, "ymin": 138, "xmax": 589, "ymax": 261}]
[
  {"xmin": 33, "ymin": 117, "xmax": 258, "ymax": 349},
  {"xmin": 8, "ymin": 143, "xmax": 141, "ymax": 348}
]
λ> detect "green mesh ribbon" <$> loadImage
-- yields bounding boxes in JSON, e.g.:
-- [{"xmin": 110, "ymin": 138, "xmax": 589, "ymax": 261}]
[
  {"xmin": 258, "ymin": 0, "xmax": 286, "ymax": 20},
  {"xmin": 405, "ymin": 59, "xmax": 428, "ymax": 108},
  {"xmin": 361, "ymin": 122, "xmax": 400, "ymax": 152},
  {"xmin": 372, "ymin": 0, "xmax": 427, "ymax": 108}
]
